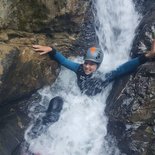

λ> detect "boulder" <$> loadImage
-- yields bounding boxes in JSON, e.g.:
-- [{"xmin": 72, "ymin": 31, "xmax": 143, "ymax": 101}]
[
  {"xmin": 0, "ymin": 30, "xmax": 78, "ymax": 104},
  {"xmin": 0, "ymin": 0, "xmax": 91, "ymax": 154},
  {"xmin": 106, "ymin": 1, "xmax": 155, "ymax": 154},
  {"xmin": 131, "ymin": 0, "xmax": 155, "ymax": 57},
  {"xmin": 0, "ymin": 0, "xmax": 89, "ymax": 32}
]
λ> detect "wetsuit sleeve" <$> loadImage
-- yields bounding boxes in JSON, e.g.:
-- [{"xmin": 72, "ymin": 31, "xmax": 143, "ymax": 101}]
[
  {"xmin": 83, "ymin": 54, "xmax": 150, "ymax": 96},
  {"xmin": 105, "ymin": 54, "xmax": 149, "ymax": 83},
  {"xmin": 48, "ymin": 48, "xmax": 80, "ymax": 73}
]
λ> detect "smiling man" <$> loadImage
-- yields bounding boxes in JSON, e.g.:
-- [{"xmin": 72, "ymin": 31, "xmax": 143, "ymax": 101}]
[{"xmin": 33, "ymin": 40, "xmax": 155, "ymax": 96}]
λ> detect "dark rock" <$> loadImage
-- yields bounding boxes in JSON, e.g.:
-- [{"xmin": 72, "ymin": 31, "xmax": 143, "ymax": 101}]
[
  {"xmin": 0, "ymin": 1, "xmax": 92, "ymax": 154},
  {"xmin": 106, "ymin": 1, "xmax": 155, "ymax": 154},
  {"xmin": 131, "ymin": 1, "xmax": 155, "ymax": 57},
  {"xmin": 0, "ymin": 92, "xmax": 41, "ymax": 155},
  {"xmin": 72, "ymin": 2, "xmax": 97, "ymax": 56},
  {"xmin": 0, "ymin": 0, "xmax": 89, "ymax": 32},
  {"xmin": 133, "ymin": 0, "xmax": 155, "ymax": 16},
  {"xmin": 106, "ymin": 61, "xmax": 155, "ymax": 154},
  {"xmin": 0, "ymin": 31, "xmax": 60, "ymax": 104}
]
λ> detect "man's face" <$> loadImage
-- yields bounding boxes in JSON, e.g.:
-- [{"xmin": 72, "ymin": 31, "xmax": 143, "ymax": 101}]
[{"xmin": 83, "ymin": 60, "xmax": 98, "ymax": 75}]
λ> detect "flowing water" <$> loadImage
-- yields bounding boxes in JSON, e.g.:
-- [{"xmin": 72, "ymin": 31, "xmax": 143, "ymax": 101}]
[{"xmin": 24, "ymin": 0, "xmax": 140, "ymax": 155}]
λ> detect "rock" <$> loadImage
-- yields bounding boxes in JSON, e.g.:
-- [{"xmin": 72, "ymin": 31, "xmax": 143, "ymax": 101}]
[
  {"xmin": 0, "ymin": 29, "xmax": 79, "ymax": 154},
  {"xmin": 106, "ymin": 62, "xmax": 155, "ymax": 154},
  {"xmin": 0, "ymin": 92, "xmax": 41, "ymax": 155},
  {"xmin": 0, "ymin": 1, "xmax": 92, "ymax": 154},
  {"xmin": 0, "ymin": 30, "xmax": 79, "ymax": 104},
  {"xmin": 105, "ymin": 1, "xmax": 155, "ymax": 154},
  {"xmin": 130, "ymin": 1, "xmax": 155, "ymax": 57},
  {"xmin": 0, "ymin": 0, "xmax": 89, "ymax": 32},
  {"xmin": 133, "ymin": 0, "xmax": 155, "ymax": 15}
]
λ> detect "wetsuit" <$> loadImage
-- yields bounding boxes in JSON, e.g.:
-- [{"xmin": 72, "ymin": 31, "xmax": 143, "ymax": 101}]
[
  {"xmin": 48, "ymin": 48, "xmax": 149, "ymax": 96},
  {"xmin": 27, "ymin": 49, "xmax": 149, "ymax": 142}
]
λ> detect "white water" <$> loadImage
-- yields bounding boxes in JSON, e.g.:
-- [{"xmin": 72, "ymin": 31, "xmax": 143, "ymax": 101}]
[{"xmin": 24, "ymin": 0, "xmax": 139, "ymax": 155}]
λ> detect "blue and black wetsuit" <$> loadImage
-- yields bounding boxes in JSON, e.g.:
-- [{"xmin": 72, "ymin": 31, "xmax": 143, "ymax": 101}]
[
  {"xmin": 48, "ymin": 48, "xmax": 149, "ymax": 96},
  {"xmin": 28, "ymin": 49, "xmax": 149, "ymax": 141}
]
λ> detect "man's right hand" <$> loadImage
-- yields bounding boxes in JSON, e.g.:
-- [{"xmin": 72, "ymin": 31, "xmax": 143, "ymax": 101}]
[
  {"xmin": 32, "ymin": 45, "xmax": 52, "ymax": 55},
  {"xmin": 145, "ymin": 39, "xmax": 155, "ymax": 58}
]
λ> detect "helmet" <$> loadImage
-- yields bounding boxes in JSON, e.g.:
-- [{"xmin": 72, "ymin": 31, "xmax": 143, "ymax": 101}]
[{"xmin": 84, "ymin": 47, "xmax": 103, "ymax": 64}]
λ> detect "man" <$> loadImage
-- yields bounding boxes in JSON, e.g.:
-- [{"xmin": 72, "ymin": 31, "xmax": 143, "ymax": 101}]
[
  {"xmin": 27, "ymin": 40, "xmax": 155, "ymax": 143},
  {"xmin": 33, "ymin": 40, "xmax": 155, "ymax": 96}
]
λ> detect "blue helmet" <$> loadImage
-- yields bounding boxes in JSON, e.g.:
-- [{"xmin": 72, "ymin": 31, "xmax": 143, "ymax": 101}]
[{"xmin": 84, "ymin": 47, "xmax": 103, "ymax": 64}]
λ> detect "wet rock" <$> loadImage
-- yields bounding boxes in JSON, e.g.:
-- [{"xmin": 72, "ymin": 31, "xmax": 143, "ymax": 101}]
[
  {"xmin": 72, "ymin": 3, "xmax": 97, "ymax": 56},
  {"xmin": 130, "ymin": 1, "xmax": 155, "ymax": 57},
  {"xmin": 106, "ymin": 1, "xmax": 155, "ymax": 154},
  {"xmin": 0, "ymin": 29, "xmax": 79, "ymax": 104},
  {"xmin": 0, "ymin": 30, "xmax": 57, "ymax": 104},
  {"xmin": 106, "ymin": 62, "xmax": 155, "ymax": 154},
  {"xmin": 0, "ymin": 92, "xmax": 41, "ymax": 155},
  {"xmin": 133, "ymin": 0, "xmax": 155, "ymax": 15},
  {"xmin": 0, "ymin": 0, "xmax": 89, "ymax": 32},
  {"xmin": 0, "ymin": 1, "xmax": 93, "ymax": 154}
]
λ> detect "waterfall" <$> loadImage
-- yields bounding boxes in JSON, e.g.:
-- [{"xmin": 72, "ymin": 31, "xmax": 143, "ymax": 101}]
[
  {"xmin": 24, "ymin": 0, "xmax": 140, "ymax": 155},
  {"xmin": 94, "ymin": 0, "xmax": 140, "ymax": 73}
]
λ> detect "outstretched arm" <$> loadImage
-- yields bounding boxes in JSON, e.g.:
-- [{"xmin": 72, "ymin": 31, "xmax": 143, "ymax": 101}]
[
  {"xmin": 33, "ymin": 45, "xmax": 80, "ymax": 73},
  {"xmin": 105, "ymin": 39, "xmax": 155, "ymax": 82}
]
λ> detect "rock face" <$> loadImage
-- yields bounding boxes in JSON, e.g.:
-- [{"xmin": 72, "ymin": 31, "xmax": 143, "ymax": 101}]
[
  {"xmin": 0, "ymin": 29, "xmax": 80, "ymax": 155},
  {"xmin": 106, "ymin": 1, "xmax": 155, "ymax": 155},
  {"xmin": 0, "ymin": 30, "xmax": 82, "ymax": 105},
  {"xmin": 133, "ymin": 0, "xmax": 155, "ymax": 16},
  {"xmin": 0, "ymin": 0, "xmax": 89, "ymax": 105},
  {"xmin": 0, "ymin": 0, "xmax": 88, "ymax": 32},
  {"xmin": 0, "ymin": 0, "xmax": 90, "ymax": 154},
  {"xmin": 0, "ymin": 30, "xmax": 59, "ymax": 104},
  {"xmin": 0, "ymin": 93, "xmax": 39, "ymax": 155},
  {"xmin": 131, "ymin": 0, "xmax": 155, "ymax": 58}
]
